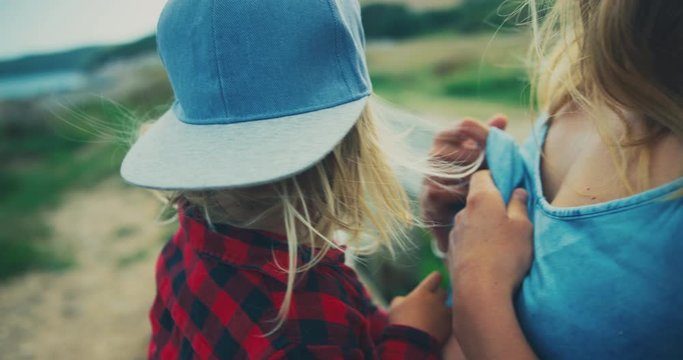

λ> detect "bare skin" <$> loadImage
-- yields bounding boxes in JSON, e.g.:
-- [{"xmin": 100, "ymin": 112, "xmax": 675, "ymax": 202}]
[
  {"xmin": 421, "ymin": 115, "xmax": 509, "ymax": 253},
  {"xmin": 420, "ymin": 115, "xmax": 509, "ymax": 359},
  {"xmin": 424, "ymin": 103, "xmax": 683, "ymax": 359},
  {"xmin": 543, "ymin": 103, "xmax": 683, "ymax": 207},
  {"xmin": 448, "ymin": 171, "xmax": 536, "ymax": 360},
  {"xmin": 388, "ymin": 272, "xmax": 452, "ymax": 345}
]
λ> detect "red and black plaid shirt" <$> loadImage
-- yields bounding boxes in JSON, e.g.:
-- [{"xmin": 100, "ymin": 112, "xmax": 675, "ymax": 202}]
[{"xmin": 149, "ymin": 209, "xmax": 440, "ymax": 359}]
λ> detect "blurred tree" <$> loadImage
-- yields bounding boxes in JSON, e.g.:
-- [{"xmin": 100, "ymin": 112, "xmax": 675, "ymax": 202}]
[
  {"xmin": 362, "ymin": 4, "xmax": 425, "ymax": 39},
  {"xmin": 361, "ymin": 0, "xmax": 528, "ymax": 39}
]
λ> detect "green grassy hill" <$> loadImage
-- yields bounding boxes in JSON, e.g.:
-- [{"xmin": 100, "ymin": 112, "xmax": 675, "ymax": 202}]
[
  {"xmin": 367, "ymin": 32, "xmax": 534, "ymax": 129},
  {"xmin": 0, "ymin": 35, "xmax": 156, "ymax": 77}
]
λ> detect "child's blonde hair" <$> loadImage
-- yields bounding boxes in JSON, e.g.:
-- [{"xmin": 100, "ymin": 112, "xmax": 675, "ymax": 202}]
[
  {"xmin": 526, "ymin": 0, "xmax": 683, "ymax": 192},
  {"xmin": 154, "ymin": 100, "xmax": 470, "ymax": 332}
]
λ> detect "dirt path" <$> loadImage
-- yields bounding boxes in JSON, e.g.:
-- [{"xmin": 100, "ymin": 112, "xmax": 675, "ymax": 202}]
[{"xmin": 0, "ymin": 178, "xmax": 169, "ymax": 360}]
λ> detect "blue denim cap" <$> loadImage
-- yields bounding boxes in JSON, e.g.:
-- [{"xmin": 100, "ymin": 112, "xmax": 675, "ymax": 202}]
[{"xmin": 121, "ymin": 0, "xmax": 371, "ymax": 189}]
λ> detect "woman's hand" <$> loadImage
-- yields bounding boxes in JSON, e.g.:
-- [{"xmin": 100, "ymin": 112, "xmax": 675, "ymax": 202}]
[
  {"xmin": 388, "ymin": 272, "xmax": 451, "ymax": 344},
  {"xmin": 421, "ymin": 115, "xmax": 508, "ymax": 253},
  {"xmin": 448, "ymin": 170, "xmax": 532, "ymax": 298},
  {"xmin": 447, "ymin": 170, "xmax": 537, "ymax": 360}
]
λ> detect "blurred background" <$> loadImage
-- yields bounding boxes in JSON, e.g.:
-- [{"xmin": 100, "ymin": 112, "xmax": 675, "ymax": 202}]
[{"xmin": 0, "ymin": 0, "xmax": 535, "ymax": 358}]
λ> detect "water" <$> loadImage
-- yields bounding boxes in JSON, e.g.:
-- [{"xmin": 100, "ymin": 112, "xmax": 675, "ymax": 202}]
[{"xmin": 0, "ymin": 71, "xmax": 89, "ymax": 100}]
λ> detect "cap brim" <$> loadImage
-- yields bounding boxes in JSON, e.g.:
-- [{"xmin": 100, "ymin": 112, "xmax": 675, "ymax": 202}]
[{"xmin": 121, "ymin": 97, "xmax": 368, "ymax": 190}]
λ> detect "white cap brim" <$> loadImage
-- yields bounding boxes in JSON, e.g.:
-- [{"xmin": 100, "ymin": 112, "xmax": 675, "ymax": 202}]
[{"xmin": 121, "ymin": 97, "xmax": 368, "ymax": 190}]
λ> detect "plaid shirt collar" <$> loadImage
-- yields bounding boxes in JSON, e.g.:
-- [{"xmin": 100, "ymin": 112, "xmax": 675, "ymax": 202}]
[{"xmin": 179, "ymin": 208, "xmax": 346, "ymax": 284}]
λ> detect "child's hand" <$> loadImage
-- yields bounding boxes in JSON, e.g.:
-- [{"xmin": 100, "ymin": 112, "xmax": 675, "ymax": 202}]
[
  {"xmin": 421, "ymin": 115, "xmax": 508, "ymax": 253},
  {"xmin": 388, "ymin": 272, "xmax": 451, "ymax": 344}
]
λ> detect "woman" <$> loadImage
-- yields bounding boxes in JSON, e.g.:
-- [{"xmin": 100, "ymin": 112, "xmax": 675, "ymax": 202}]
[{"xmin": 423, "ymin": 0, "xmax": 683, "ymax": 358}]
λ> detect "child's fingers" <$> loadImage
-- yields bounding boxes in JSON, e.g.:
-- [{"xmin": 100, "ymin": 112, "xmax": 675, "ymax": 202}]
[{"xmin": 415, "ymin": 271, "xmax": 443, "ymax": 293}]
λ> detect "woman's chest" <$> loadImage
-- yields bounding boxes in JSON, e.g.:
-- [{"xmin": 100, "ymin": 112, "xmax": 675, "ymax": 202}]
[
  {"xmin": 541, "ymin": 121, "xmax": 630, "ymax": 207},
  {"xmin": 541, "ymin": 118, "xmax": 683, "ymax": 208}
]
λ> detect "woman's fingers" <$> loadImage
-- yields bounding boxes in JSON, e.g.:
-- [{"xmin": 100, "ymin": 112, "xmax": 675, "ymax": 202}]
[
  {"xmin": 424, "ymin": 180, "xmax": 467, "ymax": 203},
  {"xmin": 436, "ymin": 119, "xmax": 490, "ymax": 145},
  {"xmin": 430, "ymin": 144, "xmax": 482, "ymax": 164},
  {"xmin": 436, "ymin": 114, "xmax": 508, "ymax": 147},
  {"xmin": 487, "ymin": 114, "xmax": 508, "ymax": 130},
  {"xmin": 507, "ymin": 189, "xmax": 530, "ymax": 222},
  {"xmin": 432, "ymin": 115, "xmax": 509, "ymax": 165},
  {"xmin": 465, "ymin": 170, "xmax": 506, "ymax": 214},
  {"xmin": 466, "ymin": 171, "xmax": 495, "ymax": 199}
]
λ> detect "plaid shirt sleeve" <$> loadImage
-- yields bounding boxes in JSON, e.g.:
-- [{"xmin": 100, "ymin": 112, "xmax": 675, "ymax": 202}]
[
  {"xmin": 365, "ymin": 294, "xmax": 440, "ymax": 359},
  {"xmin": 149, "ymin": 210, "xmax": 440, "ymax": 359}
]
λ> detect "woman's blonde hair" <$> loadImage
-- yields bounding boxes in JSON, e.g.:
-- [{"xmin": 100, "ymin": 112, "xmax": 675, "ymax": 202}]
[
  {"xmin": 155, "ymin": 101, "xmax": 471, "ymax": 333},
  {"xmin": 526, "ymin": 0, "xmax": 683, "ymax": 192}
]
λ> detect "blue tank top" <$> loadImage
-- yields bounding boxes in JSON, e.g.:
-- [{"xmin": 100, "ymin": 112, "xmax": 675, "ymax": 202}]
[{"xmin": 485, "ymin": 119, "xmax": 683, "ymax": 359}]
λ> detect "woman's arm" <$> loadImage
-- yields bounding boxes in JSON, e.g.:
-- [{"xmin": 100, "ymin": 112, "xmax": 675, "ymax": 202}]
[
  {"xmin": 452, "ymin": 286, "xmax": 536, "ymax": 360},
  {"xmin": 448, "ymin": 170, "xmax": 537, "ymax": 360}
]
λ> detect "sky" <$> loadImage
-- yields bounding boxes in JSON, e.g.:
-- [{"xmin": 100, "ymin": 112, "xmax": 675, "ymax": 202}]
[{"xmin": 0, "ymin": 0, "xmax": 167, "ymax": 60}]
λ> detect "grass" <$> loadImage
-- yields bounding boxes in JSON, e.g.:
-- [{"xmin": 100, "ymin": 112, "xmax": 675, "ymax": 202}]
[
  {"xmin": 443, "ymin": 65, "xmax": 530, "ymax": 105},
  {"xmin": 0, "ymin": 123, "xmax": 124, "ymax": 278},
  {"xmin": 0, "ymin": 72, "xmax": 172, "ymax": 281},
  {"xmin": 113, "ymin": 225, "xmax": 139, "ymax": 240},
  {"xmin": 367, "ymin": 31, "xmax": 536, "ymax": 140},
  {"xmin": 367, "ymin": 32, "xmax": 532, "ymax": 107},
  {"xmin": 117, "ymin": 249, "xmax": 150, "ymax": 268},
  {"xmin": 0, "ymin": 223, "xmax": 73, "ymax": 278},
  {"xmin": 366, "ymin": 32, "xmax": 529, "ymax": 74},
  {"xmin": 0, "ymin": 138, "xmax": 126, "ymax": 278}
]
